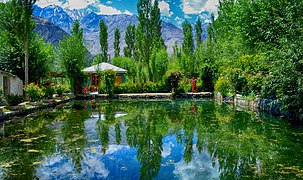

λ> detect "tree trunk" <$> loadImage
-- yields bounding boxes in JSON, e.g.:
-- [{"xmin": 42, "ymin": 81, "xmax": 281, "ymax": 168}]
[{"xmin": 24, "ymin": 0, "xmax": 29, "ymax": 85}]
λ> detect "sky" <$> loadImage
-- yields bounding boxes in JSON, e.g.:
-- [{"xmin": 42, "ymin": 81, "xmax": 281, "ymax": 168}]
[{"xmin": 36, "ymin": 0, "xmax": 219, "ymax": 26}]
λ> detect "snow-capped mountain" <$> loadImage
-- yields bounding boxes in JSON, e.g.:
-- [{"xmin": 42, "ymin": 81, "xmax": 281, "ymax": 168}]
[{"xmin": 33, "ymin": 5, "xmax": 185, "ymax": 56}]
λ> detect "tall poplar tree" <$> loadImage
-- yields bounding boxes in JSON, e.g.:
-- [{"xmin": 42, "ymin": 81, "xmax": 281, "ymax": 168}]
[
  {"xmin": 182, "ymin": 20, "xmax": 194, "ymax": 57},
  {"xmin": 114, "ymin": 28, "xmax": 120, "ymax": 57},
  {"xmin": 99, "ymin": 20, "xmax": 108, "ymax": 62},
  {"xmin": 151, "ymin": 0, "xmax": 165, "ymax": 49},
  {"xmin": 136, "ymin": 0, "xmax": 163, "ymax": 81},
  {"xmin": 18, "ymin": 0, "xmax": 36, "ymax": 85},
  {"xmin": 195, "ymin": 18, "xmax": 202, "ymax": 48},
  {"xmin": 124, "ymin": 24, "xmax": 136, "ymax": 58}
]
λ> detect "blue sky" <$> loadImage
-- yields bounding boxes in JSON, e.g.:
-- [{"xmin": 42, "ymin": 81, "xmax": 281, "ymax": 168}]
[{"xmin": 36, "ymin": 0, "xmax": 219, "ymax": 26}]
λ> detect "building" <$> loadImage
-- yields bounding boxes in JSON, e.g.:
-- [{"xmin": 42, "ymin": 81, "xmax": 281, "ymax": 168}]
[
  {"xmin": 82, "ymin": 62, "xmax": 127, "ymax": 87},
  {"xmin": 0, "ymin": 71, "xmax": 23, "ymax": 96}
]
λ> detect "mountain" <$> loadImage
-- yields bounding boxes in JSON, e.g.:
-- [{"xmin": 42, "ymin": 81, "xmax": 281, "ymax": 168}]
[
  {"xmin": 33, "ymin": 16, "xmax": 68, "ymax": 46},
  {"xmin": 33, "ymin": 5, "xmax": 185, "ymax": 56}
]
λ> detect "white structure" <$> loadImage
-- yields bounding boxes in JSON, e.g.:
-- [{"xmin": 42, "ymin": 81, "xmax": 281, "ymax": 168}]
[
  {"xmin": 0, "ymin": 70, "xmax": 23, "ymax": 96},
  {"xmin": 82, "ymin": 62, "xmax": 127, "ymax": 74}
]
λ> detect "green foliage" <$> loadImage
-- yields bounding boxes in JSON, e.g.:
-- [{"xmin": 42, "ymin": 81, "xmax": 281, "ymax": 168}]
[
  {"xmin": 150, "ymin": 48, "xmax": 168, "ymax": 82},
  {"xmin": 99, "ymin": 20, "xmax": 108, "ymax": 62},
  {"xmin": 115, "ymin": 83, "xmax": 142, "ymax": 94},
  {"xmin": 55, "ymin": 85, "xmax": 66, "ymax": 96},
  {"xmin": 182, "ymin": 20, "xmax": 194, "ymax": 57},
  {"xmin": 0, "ymin": 1, "xmax": 54, "ymax": 83},
  {"xmin": 112, "ymin": 56, "xmax": 137, "ymax": 82},
  {"xmin": 0, "ymin": 87, "xmax": 4, "ymax": 105},
  {"xmin": 215, "ymin": 77, "xmax": 235, "ymax": 98},
  {"xmin": 167, "ymin": 71, "xmax": 182, "ymax": 92},
  {"xmin": 57, "ymin": 20, "xmax": 87, "ymax": 95},
  {"xmin": 114, "ymin": 28, "xmax": 120, "ymax": 57},
  {"xmin": 24, "ymin": 83, "xmax": 44, "ymax": 101},
  {"xmin": 43, "ymin": 86, "xmax": 56, "ymax": 99},
  {"xmin": 124, "ymin": 24, "xmax": 136, "ymax": 58},
  {"xmin": 5, "ymin": 94, "xmax": 24, "ymax": 106},
  {"xmin": 102, "ymin": 70, "xmax": 116, "ymax": 97},
  {"xmin": 195, "ymin": 18, "xmax": 202, "ymax": 47}
]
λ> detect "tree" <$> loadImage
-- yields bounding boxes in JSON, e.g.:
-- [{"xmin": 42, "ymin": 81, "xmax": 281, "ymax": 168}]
[
  {"xmin": 151, "ymin": 0, "xmax": 165, "ymax": 49},
  {"xmin": 0, "ymin": 1, "xmax": 54, "ymax": 83},
  {"xmin": 181, "ymin": 20, "xmax": 195, "ymax": 75},
  {"xmin": 99, "ymin": 20, "xmax": 108, "ymax": 62},
  {"xmin": 124, "ymin": 24, "xmax": 136, "ymax": 58},
  {"xmin": 150, "ymin": 48, "xmax": 168, "ymax": 82},
  {"xmin": 182, "ymin": 20, "xmax": 194, "ymax": 57},
  {"xmin": 195, "ymin": 18, "xmax": 202, "ymax": 48},
  {"xmin": 18, "ymin": 0, "xmax": 37, "ymax": 85},
  {"xmin": 136, "ymin": 0, "xmax": 163, "ymax": 81},
  {"xmin": 114, "ymin": 28, "xmax": 121, "ymax": 57},
  {"xmin": 57, "ymin": 20, "xmax": 87, "ymax": 95},
  {"xmin": 112, "ymin": 57, "xmax": 137, "ymax": 82}
]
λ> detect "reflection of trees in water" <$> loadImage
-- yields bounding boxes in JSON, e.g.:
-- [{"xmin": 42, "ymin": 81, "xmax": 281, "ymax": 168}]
[
  {"xmin": 60, "ymin": 104, "xmax": 90, "ymax": 173},
  {"xmin": 0, "ymin": 111, "xmax": 59, "ymax": 179}
]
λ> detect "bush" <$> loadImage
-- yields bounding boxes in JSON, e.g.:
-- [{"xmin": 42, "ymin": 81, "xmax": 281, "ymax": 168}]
[
  {"xmin": 24, "ymin": 83, "xmax": 45, "ymax": 102},
  {"xmin": 55, "ymin": 85, "xmax": 65, "ymax": 96},
  {"xmin": 167, "ymin": 71, "xmax": 182, "ymax": 92},
  {"xmin": 44, "ymin": 86, "xmax": 56, "ymax": 99},
  {"xmin": 0, "ymin": 87, "xmax": 4, "ymax": 105},
  {"xmin": 215, "ymin": 77, "xmax": 235, "ymax": 98},
  {"xmin": 102, "ymin": 70, "xmax": 116, "ymax": 97},
  {"xmin": 6, "ymin": 94, "xmax": 24, "ymax": 106}
]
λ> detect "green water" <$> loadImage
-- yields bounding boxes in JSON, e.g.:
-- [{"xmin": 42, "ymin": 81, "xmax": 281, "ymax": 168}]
[{"xmin": 0, "ymin": 100, "xmax": 303, "ymax": 179}]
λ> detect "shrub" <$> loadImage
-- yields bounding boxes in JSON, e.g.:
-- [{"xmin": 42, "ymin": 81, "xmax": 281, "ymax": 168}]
[
  {"xmin": 55, "ymin": 85, "xmax": 65, "ymax": 96},
  {"xmin": 215, "ymin": 77, "xmax": 235, "ymax": 98},
  {"xmin": 6, "ymin": 94, "xmax": 24, "ymax": 106},
  {"xmin": 0, "ymin": 87, "xmax": 4, "ymax": 105},
  {"xmin": 167, "ymin": 71, "xmax": 182, "ymax": 92},
  {"xmin": 44, "ymin": 86, "xmax": 56, "ymax": 99},
  {"xmin": 102, "ymin": 70, "xmax": 116, "ymax": 97},
  {"xmin": 24, "ymin": 83, "xmax": 45, "ymax": 102}
]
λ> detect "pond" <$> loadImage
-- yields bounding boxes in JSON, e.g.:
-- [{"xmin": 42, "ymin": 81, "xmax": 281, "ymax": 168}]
[{"xmin": 0, "ymin": 100, "xmax": 303, "ymax": 179}]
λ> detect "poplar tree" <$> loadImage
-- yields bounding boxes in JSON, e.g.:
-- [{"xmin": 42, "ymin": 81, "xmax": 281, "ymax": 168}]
[
  {"xmin": 17, "ymin": 0, "xmax": 37, "ymax": 85},
  {"xmin": 151, "ymin": 0, "xmax": 165, "ymax": 49},
  {"xmin": 99, "ymin": 20, "xmax": 108, "ymax": 62},
  {"xmin": 182, "ymin": 20, "xmax": 194, "ymax": 56},
  {"xmin": 114, "ymin": 28, "xmax": 120, "ymax": 57},
  {"xmin": 195, "ymin": 18, "xmax": 202, "ymax": 48},
  {"xmin": 136, "ymin": 0, "xmax": 163, "ymax": 81},
  {"xmin": 124, "ymin": 24, "xmax": 136, "ymax": 58}
]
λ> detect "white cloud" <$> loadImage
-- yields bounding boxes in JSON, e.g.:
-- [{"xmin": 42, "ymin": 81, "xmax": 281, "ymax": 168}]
[
  {"xmin": 175, "ymin": 16, "xmax": 183, "ymax": 25},
  {"xmin": 159, "ymin": 1, "xmax": 173, "ymax": 17},
  {"xmin": 36, "ymin": 0, "xmax": 133, "ymax": 15},
  {"xmin": 182, "ymin": 0, "xmax": 219, "ymax": 14},
  {"xmin": 97, "ymin": 4, "xmax": 134, "ymax": 15}
]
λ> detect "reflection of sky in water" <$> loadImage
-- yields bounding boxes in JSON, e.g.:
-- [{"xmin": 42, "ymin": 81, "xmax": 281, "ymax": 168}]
[
  {"xmin": 35, "ymin": 113, "xmax": 221, "ymax": 179},
  {"xmin": 0, "ymin": 167, "xmax": 3, "ymax": 179}
]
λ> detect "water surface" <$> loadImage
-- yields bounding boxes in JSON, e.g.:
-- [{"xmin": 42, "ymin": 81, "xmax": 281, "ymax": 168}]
[{"xmin": 0, "ymin": 100, "xmax": 302, "ymax": 179}]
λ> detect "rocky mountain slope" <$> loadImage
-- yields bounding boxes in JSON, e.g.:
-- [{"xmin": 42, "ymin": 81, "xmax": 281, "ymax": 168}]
[
  {"xmin": 33, "ymin": 5, "xmax": 184, "ymax": 56},
  {"xmin": 33, "ymin": 16, "xmax": 68, "ymax": 46}
]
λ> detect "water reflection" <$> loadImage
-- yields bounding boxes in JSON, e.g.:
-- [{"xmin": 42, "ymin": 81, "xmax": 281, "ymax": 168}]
[{"xmin": 0, "ymin": 100, "xmax": 303, "ymax": 179}]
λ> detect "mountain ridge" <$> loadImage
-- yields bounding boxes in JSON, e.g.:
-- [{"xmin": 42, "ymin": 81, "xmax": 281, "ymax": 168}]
[{"xmin": 33, "ymin": 5, "xmax": 184, "ymax": 56}]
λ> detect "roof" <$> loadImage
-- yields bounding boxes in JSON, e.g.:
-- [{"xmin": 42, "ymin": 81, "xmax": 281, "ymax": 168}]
[
  {"xmin": 82, "ymin": 62, "xmax": 127, "ymax": 74},
  {"xmin": 0, "ymin": 70, "xmax": 17, "ymax": 78}
]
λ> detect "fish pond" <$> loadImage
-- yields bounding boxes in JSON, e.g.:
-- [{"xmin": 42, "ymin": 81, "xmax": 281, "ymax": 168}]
[{"xmin": 0, "ymin": 100, "xmax": 303, "ymax": 179}]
